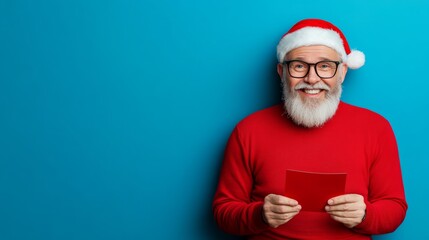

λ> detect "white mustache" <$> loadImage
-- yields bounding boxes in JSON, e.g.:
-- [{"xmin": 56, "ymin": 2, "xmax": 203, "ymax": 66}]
[{"xmin": 294, "ymin": 82, "xmax": 330, "ymax": 91}]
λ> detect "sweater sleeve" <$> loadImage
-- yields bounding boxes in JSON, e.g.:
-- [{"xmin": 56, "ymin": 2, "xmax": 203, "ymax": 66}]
[
  {"xmin": 354, "ymin": 121, "xmax": 407, "ymax": 234},
  {"xmin": 212, "ymin": 126, "xmax": 269, "ymax": 235}
]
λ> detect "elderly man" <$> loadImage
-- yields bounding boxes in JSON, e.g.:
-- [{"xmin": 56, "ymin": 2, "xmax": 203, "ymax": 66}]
[{"xmin": 213, "ymin": 19, "xmax": 407, "ymax": 239}]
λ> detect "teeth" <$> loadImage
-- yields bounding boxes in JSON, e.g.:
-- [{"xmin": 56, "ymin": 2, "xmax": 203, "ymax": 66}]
[{"xmin": 304, "ymin": 89, "xmax": 321, "ymax": 94}]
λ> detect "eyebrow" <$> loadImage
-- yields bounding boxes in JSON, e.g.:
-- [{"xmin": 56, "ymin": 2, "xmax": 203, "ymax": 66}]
[{"xmin": 293, "ymin": 57, "xmax": 339, "ymax": 61}]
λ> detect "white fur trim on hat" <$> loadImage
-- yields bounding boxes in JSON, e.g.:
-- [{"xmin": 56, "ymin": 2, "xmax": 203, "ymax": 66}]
[
  {"xmin": 346, "ymin": 50, "xmax": 365, "ymax": 69},
  {"xmin": 277, "ymin": 27, "xmax": 347, "ymax": 63}
]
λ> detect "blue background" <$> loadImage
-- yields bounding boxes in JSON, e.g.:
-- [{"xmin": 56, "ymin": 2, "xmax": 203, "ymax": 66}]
[{"xmin": 1, "ymin": 0, "xmax": 427, "ymax": 239}]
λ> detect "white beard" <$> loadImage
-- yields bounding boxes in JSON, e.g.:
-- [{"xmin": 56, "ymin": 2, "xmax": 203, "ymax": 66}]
[{"xmin": 282, "ymin": 78, "xmax": 342, "ymax": 128}]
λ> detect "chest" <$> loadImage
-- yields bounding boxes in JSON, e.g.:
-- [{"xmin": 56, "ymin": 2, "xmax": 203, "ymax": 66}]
[{"xmin": 248, "ymin": 128, "xmax": 371, "ymax": 200}]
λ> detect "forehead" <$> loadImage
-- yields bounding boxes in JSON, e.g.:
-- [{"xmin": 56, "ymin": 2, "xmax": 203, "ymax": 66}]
[{"xmin": 286, "ymin": 45, "xmax": 341, "ymax": 61}]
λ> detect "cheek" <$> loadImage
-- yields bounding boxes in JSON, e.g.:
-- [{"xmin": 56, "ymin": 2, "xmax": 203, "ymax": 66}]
[
  {"xmin": 286, "ymin": 77, "xmax": 301, "ymax": 89},
  {"xmin": 324, "ymin": 78, "xmax": 340, "ymax": 89}
]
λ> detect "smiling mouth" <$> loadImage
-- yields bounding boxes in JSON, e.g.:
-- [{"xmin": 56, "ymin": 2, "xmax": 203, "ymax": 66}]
[{"xmin": 299, "ymin": 88, "xmax": 324, "ymax": 95}]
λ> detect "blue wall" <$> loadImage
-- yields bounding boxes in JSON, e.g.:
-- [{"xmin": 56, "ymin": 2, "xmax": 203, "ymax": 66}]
[{"xmin": 1, "ymin": 0, "xmax": 428, "ymax": 239}]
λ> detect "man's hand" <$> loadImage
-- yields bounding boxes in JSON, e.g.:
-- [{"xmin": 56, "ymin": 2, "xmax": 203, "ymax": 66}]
[
  {"xmin": 325, "ymin": 194, "xmax": 366, "ymax": 228},
  {"xmin": 262, "ymin": 194, "xmax": 301, "ymax": 228}
]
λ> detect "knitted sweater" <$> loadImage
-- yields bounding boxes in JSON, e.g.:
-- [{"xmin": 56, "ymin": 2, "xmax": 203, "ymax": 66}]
[{"xmin": 213, "ymin": 102, "xmax": 407, "ymax": 239}]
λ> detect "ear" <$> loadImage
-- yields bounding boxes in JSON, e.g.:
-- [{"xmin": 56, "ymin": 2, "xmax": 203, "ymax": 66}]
[
  {"xmin": 340, "ymin": 63, "xmax": 348, "ymax": 83},
  {"xmin": 277, "ymin": 63, "xmax": 284, "ymax": 79}
]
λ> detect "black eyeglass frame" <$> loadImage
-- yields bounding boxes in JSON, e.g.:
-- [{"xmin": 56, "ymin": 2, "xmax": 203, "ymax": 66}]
[{"xmin": 282, "ymin": 60, "xmax": 342, "ymax": 79}]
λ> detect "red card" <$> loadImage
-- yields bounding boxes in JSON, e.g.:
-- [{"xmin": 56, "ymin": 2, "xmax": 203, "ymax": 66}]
[{"xmin": 285, "ymin": 169, "xmax": 347, "ymax": 212}]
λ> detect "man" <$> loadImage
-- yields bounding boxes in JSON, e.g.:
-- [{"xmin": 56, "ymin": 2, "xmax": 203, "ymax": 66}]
[{"xmin": 213, "ymin": 19, "xmax": 407, "ymax": 239}]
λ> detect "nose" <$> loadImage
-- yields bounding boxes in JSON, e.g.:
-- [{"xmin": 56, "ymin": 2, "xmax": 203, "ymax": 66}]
[{"xmin": 304, "ymin": 65, "xmax": 320, "ymax": 84}]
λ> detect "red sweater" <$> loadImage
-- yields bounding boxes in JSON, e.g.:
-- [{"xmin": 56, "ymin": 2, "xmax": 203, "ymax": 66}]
[{"xmin": 213, "ymin": 102, "xmax": 407, "ymax": 239}]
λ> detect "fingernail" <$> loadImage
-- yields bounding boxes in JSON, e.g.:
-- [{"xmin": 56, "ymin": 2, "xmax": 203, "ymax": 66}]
[{"xmin": 328, "ymin": 199, "xmax": 333, "ymax": 205}]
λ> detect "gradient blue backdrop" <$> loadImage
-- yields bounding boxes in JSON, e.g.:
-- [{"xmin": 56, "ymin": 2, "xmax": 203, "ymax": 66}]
[{"xmin": 1, "ymin": 0, "xmax": 427, "ymax": 239}]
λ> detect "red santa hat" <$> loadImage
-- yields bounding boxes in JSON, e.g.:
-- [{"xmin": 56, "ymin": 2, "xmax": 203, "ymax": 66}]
[{"xmin": 277, "ymin": 19, "xmax": 365, "ymax": 69}]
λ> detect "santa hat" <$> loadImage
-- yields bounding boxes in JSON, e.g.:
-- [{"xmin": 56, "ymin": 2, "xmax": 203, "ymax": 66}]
[{"xmin": 277, "ymin": 19, "xmax": 365, "ymax": 69}]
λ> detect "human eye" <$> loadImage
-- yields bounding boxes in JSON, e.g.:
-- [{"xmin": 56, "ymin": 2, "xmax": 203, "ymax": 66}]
[
  {"xmin": 291, "ymin": 61, "xmax": 307, "ymax": 71},
  {"xmin": 318, "ymin": 61, "xmax": 335, "ymax": 71},
  {"xmin": 320, "ymin": 63, "xmax": 330, "ymax": 68}
]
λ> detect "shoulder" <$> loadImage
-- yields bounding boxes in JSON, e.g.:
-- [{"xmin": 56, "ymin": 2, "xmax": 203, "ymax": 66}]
[
  {"xmin": 236, "ymin": 104, "xmax": 285, "ymax": 129},
  {"xmin": 231, "ymin": 104, "xmax": 290, "ymax": 139},
  {"xmin": 338, "ymin": 101, "xmax": 392, "ymax": 130}
]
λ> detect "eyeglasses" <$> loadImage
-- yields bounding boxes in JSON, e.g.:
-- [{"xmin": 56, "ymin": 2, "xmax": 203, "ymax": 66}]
[{"xmin": 282, "ymin": 60, "xmax": 341, "ymax": 79}]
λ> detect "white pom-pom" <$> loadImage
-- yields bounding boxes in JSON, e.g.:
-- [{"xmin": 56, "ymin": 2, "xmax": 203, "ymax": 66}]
[{"xmin": 346, "ymin": 50, "xmax": 365, "ymax": 69}]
